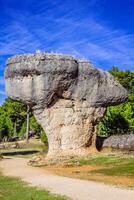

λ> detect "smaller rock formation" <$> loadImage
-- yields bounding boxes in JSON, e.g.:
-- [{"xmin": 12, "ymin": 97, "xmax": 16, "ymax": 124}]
[
  {"xmin": 103, "ymin": 134, "xmax": 134, "ymax": 151},
  {"xmin": 5, "ymin": 53, "xmax": 127, "ymax": 157}
]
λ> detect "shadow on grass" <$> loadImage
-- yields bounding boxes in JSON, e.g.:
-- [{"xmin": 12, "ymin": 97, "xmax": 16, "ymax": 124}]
[{"xmin": 1, "ymin": 150, "xmax": 40, "ymax": 156}]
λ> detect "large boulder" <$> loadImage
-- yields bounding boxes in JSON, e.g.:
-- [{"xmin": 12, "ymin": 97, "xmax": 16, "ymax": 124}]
[
  {"xmin": 5, "ymin": 53, "xmax": 127, "ymax": 157},
  {"xmin": 103, "ymin": 134, "xmax": 134, "ymax": 150}
]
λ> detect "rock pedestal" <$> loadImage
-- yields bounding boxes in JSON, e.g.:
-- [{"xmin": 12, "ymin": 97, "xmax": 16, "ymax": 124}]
[
  {"xmin": 34, "ymin": 99, "xmax": 106, "ymax": 156},
  {"xmin": 5, "ymin": 53, "xmax": 127, "ymax": 157}
]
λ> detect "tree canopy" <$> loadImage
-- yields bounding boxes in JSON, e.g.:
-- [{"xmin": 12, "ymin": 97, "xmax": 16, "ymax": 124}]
[
  {"xmin": 97, "ymin": 67, "xmax": 134, "ymax": 136},
  {"xmin": 0, "ymin": 98, "xmax": 45, "ymax": 141}
]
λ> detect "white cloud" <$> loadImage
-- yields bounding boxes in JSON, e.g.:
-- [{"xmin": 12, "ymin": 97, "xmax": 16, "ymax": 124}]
[
  {"xmin": 0, "ymin": 77, "xmax": 5, "ymax": 85},
  {"xmin": 0, "ymin": 1, "xmax": 134, "ymax": 71},
  {"xmin": 0, "ymin": 90, "xmax": 5, "ymax": 95}
]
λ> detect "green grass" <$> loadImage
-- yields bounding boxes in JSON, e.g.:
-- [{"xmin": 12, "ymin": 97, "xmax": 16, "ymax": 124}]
[
  {"xmin": 68, "ymin": 155, "xmax": 134, "ymax": 178},
  {"xmin": 0, "ymin": 173, "xmax": 68, "ymax": 200},
  {"xmin": 0, "ymin": 139, "xmax": 48, "ymax": 158},
  {"xmin": 90, "ymin": 161, "xmax": 134, "ymax": 177},
  {"xmin": 68, "ymin": 156, "xmax": 123, "ymax": 166},
  {"xmin": 2, "ymin": 139, "xmax": 47, "ymax": 151}
]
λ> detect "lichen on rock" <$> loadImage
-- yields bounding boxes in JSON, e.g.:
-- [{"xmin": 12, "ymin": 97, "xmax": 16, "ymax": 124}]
[{"xmin": 5, "ymin": 53, "xmax": 127, "ymax": 157}]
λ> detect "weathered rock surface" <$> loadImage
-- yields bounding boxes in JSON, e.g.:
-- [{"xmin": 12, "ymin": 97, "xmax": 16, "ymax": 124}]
[
  {"xmin": 5, "ymin": 53, "xmax": 127, "ymax": 157},
  {"xmin": 102, "ymin": 134, "xmax": 134, "ymax": 150}
]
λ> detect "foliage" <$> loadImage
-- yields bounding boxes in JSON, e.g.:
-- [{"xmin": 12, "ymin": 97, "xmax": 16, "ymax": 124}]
[
  {"xmin": 40, "ymin": 131, "xmax": 48, "ymax": 144},
  {"xmin": 97, "ymin": 67, "xmax": 134, "ymax": 136},
  {"xmin": 0, "ymin": 113, "xmax": 8, "ymax": 139},
  {"xmin": 30, "ymin": 116, "xmax": 43, "ymax": 135},
  {"xmin": 109, "ymin": 66, "xmax": 134, "ymax": 99},
  {"xmin": 18, "ymin": 122, "xmax": 27, "ymax": 138},
  {"xmin": 0, "ymin": 98, "xmax": 27, "ymax": 139},
  {"xmin": 0, "ymin": 98, "xmax": 47, "ymax": 141}
]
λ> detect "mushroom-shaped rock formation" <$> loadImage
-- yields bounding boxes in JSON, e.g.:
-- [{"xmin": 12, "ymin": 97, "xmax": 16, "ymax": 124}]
[{"xmin": 5, "ymin": 53, "xmax": 127, "ymax": 157}]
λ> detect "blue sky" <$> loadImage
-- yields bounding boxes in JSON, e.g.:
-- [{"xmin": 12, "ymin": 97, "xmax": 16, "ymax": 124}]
[{"xmin": 0, "ymin": 0, "xmax": 134, "ymax": 104}]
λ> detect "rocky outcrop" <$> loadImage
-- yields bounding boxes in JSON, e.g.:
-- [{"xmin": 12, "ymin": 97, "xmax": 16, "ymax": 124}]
[
  {"xmin": 103, "ymin": 134, "xmax": 134, "ymax": 151},
  {"xmin": 5, "ymin": 53, "xmax": 127, "ymax": 157}
]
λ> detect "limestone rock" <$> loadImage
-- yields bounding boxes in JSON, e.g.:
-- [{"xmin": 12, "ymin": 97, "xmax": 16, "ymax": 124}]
[
  {"xmin": 5, "ymin": 53, "xmax": 127, "ymax": 157},
  {"xmin": 103, "ymin": 134, "xmax": 134, "ymax": 150}
]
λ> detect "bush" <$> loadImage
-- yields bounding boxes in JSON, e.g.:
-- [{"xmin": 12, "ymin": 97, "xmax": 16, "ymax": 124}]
[
  {"xmin": 19, "ymin": 122, "xmax": 26, "ymax": 138},
  {"xmin": 40, "ymin": 131, "xmax": 48, "ymax": 144},
  {"xmin": 30, "ymin": 116, "xmax": 43, "ymax": 135},
  {"xmin": 97, "ymin": 67, "xmax": 134, "ymax": 136},
  {"xmin": 97, "ymin": 103, "xmax": 131, "ymax": 136}
]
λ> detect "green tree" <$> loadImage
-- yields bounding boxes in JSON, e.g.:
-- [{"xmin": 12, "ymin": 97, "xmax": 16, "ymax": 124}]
[
  {"xmin": 0, "ymin": 98, "xmax": 27, "ymax": 139},
  {"xmin": 29, "ymin": 115, "xmax": 43, "ymax": 134},
  {"xmin": 97, "ymin": 67, "xmax": 134, "ymax": 136},
  {"xmin": 0, "ymin": 98, "xmax": 48, "ymax": 142},
  {"xmin": 0, "ymin": 111, "xmax": 8, "ymax": 140},
  {"xmin": 109, "ymin": 66, "xmax": 134, "ymax": 101}
]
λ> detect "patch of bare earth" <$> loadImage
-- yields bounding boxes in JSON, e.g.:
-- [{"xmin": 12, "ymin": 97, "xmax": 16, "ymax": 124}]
[
  {"xmin": 44, "ymin": 165, "xmax": 134, "ymax": 187},
  {"xmin": 1, "ymin": 157, "xmax": 134, "ymax": 200}
]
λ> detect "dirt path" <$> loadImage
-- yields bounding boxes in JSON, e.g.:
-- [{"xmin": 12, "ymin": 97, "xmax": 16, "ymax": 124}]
[{"xmin": 1, "ymin": 157, "xmax": 134, "ymax": 200}]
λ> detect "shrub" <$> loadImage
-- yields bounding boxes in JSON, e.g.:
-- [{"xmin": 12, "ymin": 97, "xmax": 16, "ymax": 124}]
[{"xmin": 40, "ymin": 131, "xmax": 48, "ymax": 144}]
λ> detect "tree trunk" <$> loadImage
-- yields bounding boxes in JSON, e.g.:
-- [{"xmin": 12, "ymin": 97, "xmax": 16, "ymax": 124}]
[{"xmin": 26, "ymin": 105, "xmax": 30, "ymax": 143}]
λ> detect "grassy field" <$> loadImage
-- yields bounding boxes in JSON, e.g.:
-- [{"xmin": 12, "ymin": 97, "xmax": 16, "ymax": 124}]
[
  {"xmin": 0, "ymin": 172, "xmax": 68, "ymax": 200},
  {"xmin": 1, "ymin": 138, "xmax": 47, "ymax": 151},
  {"xmin": 69, "ymin": 155, "xmax": 134, "ymax": 177},
  {"xmin": 0, "ymin": 139, "xmax": 48, "ymax": 158},
  {"xmin": 1, "ymin": 140, "xmax": 134, "ymax": 188},
  {"xmin": 0, "ymin": 138, "xmax": 68, "ymax": 200},
  {"xmin": 44, "ymin": 155, "xmax": 134, "ymax": 188}
]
